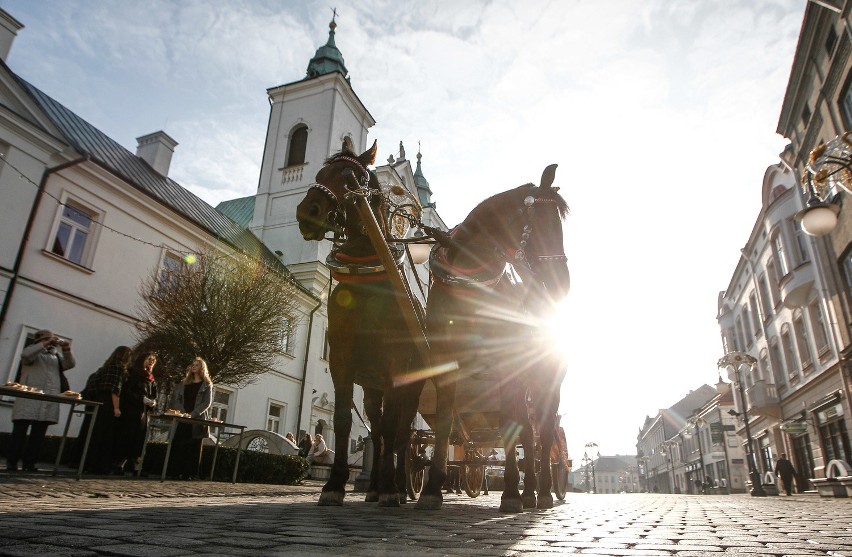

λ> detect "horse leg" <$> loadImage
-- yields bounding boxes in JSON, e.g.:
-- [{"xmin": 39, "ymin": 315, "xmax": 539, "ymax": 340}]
[
  {"xmin": 499, "ymin": 381, "xmax": 525, "ymax": 513},
  {"xmin": 518, "ymin": 396, "xmax": 538, "ymax": 509},
  {"xmin": 416, "ymin": 375, "xmax": 456, "ymax": 510},
  {"xmin": 535, "ymin": 371, "xmax": 563, "ymax": 509},
  {"xmin": 393, "ymin": 381, "xmax": 424, "ymax": 504},
  {"xmin": 318, "ymin": 381, "xmax": 353, "ymax": 506},
  {"xmin": 362, "ymin": 388, "xmax": 383, "ymax": 503},
  {"xmin": 377, "ymin": 385, "xmax": 402, "ymax": 507}
]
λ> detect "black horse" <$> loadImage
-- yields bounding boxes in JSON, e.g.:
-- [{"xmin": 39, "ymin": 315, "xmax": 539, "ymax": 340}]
[
  {"xmin": 296, "ymin": 140, "xmax": 423, "ymax": 506},
  {"xmin": 415, "ymin": 164, "xmax": 570, "ymax": 512}
]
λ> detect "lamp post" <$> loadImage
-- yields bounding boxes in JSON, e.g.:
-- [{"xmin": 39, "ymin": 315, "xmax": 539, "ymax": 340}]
[
  {"xmin": 686, "ymin": 416, "xmax": 708, "ymax": 493},
  {"xmin": 581, "ymin": 452, "xmax": 593, "ymax": 493},
  {"xmin": 637, "ymin": 455, "xmax": 650, "ymax": 493},
  {"xmin": 661, "ymin": 442, "xmax": 676, "ymax": 494},
  {"xmin": 796, "ymin": 132, "xmax": 852, "ymax": 236},
  {"xmin": 584, "ymin": 442, "xmax": 599, "ymax": 494},
  {"xmin": 718, "ymin": 351, "xmax": 767, "ymax": 497}
]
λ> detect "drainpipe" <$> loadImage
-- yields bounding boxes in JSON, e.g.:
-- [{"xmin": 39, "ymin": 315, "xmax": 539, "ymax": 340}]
[
  {"xmin": 0, "ymin": 156, "xmax": 88, "ymax": 333},
  {"xmin": 295, "ymin": 284, "xmax": 325, "ymax": 435}
]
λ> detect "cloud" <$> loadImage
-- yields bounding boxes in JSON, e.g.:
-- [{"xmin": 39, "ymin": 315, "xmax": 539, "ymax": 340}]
[{"xmin": 4, "ymin": 0, "xmax": 807, "ymax": 460}]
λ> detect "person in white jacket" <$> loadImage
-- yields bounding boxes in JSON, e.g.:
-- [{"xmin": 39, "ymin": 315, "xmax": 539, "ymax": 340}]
[
  {"xmin": 307, "ymin": 434, "xmax": 330, "ymax": 463},
  {"xmin": 7, "ymin": 329, "xmax": 75, "ymax": 472}
]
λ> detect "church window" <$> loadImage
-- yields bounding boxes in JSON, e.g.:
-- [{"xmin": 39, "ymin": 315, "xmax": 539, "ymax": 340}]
[{"xmin": 287, "ymin": 125, "xmax": 308, "ymax": 166}]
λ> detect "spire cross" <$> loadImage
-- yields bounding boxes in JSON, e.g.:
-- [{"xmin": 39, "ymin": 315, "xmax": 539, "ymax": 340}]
[{"xmin": 331, "ymin": 7, "xmax": 338, "ymax": 23}]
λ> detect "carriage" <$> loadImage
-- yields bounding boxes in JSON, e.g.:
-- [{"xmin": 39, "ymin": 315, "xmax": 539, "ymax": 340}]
[
  {"xmin": 296, "ymin": 141, "xmax": 570, "ymax": 510},
  {"xmin": 405, "ymin": 409, "xmax": 572, "ymax": 501}
]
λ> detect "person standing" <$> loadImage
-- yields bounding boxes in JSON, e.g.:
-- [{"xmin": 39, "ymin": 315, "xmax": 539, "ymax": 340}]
[
  {"xmin": 775, "ymin": 453, "xmax": 797, "ymax": 496},
  {"xmin": 81, "ymin": 346, "xmax": 132, "ymax": 474},
  {"xmin": 6, "ymin": 329, "xmax": 75, "ymax": 472},
  {"xmin": 169, "ymin": 357, "xmax": 213, "ymax": 480},
  {"xmin": 114, "ymin": 351, "xmax": 158, "ymax": 475}
]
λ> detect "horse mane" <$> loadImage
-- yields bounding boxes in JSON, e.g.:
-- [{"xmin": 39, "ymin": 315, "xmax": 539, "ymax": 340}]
[{"xmin": 456, "ymin": 183, "xmax": 569, "ymax": 243}]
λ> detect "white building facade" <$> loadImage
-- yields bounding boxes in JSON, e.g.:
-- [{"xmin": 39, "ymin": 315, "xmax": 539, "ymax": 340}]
[{"xmin": 0, "ymin": 9, "xmax": 444, "ymax": 464}]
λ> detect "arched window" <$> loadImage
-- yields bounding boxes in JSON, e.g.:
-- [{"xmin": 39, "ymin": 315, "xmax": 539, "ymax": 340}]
[
  {"xmin": 769, "ymin": 337, "xmax": 786, "ymax": 391},
  {"xmin": 758, "ymin": 348, "xmax": 769, "ymax": 382},
  {"xmin": 792, "ymin": 309, "xmax": 813, "ymax": 373},
  {"xmin": 780, "ymin": 324, "xmax": 799, "ymax": 384},
  {"xmin": 807, "ymin": 296, "xmax": 830, "ymax": 356},
  {"xmin": 287, "ymin": 125, "xmax": 308, "ymax": 166}
]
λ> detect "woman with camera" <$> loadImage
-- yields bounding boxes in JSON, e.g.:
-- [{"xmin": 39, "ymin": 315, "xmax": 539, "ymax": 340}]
[{"xmin": 6, "ymin": 329, "xmax": 75, "ymax": 472}]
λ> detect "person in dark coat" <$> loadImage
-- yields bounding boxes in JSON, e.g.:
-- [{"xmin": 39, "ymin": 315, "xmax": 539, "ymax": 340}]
[
  {"xmin": 7, "ymin": 329, "xmax": 75, "ymax": 472},
  {"xmin": 775, "ymin": 453, "xmax": 797, "ymax": 496},
  {"xmin": 168, "ymin": 357, "xmax": 213, "ymax": 480},
  {"xmin": 114, "ymin": 351, "xmax": 158, "ymax": 475},
  {"xmin": 80, "ymin": 346, "xmax": 132, "ymax": 474},
  {"xmin": 298, "ymin": 432, "xmax": 313, "ymax": 458}
]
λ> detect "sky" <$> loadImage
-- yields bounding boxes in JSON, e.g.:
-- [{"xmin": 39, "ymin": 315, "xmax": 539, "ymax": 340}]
[{"xmin": 3, "ymin": 0, "xmax": 810, "ymax": 466}]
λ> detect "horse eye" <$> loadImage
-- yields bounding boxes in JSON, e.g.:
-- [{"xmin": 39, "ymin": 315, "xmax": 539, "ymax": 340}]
[{"xmin": 309, "ymin": 203, "xmax": 321, "ymax": 217}]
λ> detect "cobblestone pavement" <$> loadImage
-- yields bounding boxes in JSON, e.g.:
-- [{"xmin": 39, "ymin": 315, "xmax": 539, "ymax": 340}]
[{"xmin": 2, "ymin": 472, "xmax": 852, "ymax": 556}]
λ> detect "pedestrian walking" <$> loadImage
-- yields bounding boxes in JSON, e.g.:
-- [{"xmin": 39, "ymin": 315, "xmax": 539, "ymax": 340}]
[
  {"xmin": 6, "ymin": 329, "xmax": 75, "ymax": 472},
  {"xmin": 775, "ymin": 453, "xmax": 797, "ymax": 496},
  {"xmin": 114, "ymin": 351, "xmax": 158, "ymax": 475},
  {"xmin": 168, "ymin": 357, "xmax": 213, "ymax": 480},
  {"xmin": 80, "ymin": 345, "xmax": 132, "ymax": 474}
]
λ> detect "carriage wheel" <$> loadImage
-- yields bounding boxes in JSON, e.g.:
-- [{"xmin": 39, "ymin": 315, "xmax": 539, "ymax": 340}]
[
  {"xmin": 463, "ymin": 464, "xmax": 484, "ymax": 498},
  {"xmin": 406, "ymin": 442, "xmax": 426, "ymax": 500},
  {"xmin": 552, "ymin": 460, "xmax": 569, "ymax": 501}
]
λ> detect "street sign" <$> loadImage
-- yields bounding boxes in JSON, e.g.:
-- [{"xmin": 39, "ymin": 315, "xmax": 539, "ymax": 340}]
[{"xmin": 780, "ymin": 422, "xmax": 807, "ymax": 434}]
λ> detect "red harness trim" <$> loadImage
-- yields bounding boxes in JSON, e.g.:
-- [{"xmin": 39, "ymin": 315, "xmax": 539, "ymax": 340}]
[
  {"xmin": 334, "ymin": 252, "xmax": 382, "ymax": 264},
  {"xmin": 332, "ymin": 271, "xmax": 389, "ymax": 283}
]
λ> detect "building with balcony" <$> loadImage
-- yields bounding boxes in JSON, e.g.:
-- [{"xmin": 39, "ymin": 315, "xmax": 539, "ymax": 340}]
[
  {"xmin": 715, "ymin": 1, "xmax": 852, "ymax": 493},
  {"xmin": 636, "ymin": 385, "xmax": 717, "ymax": 493}
]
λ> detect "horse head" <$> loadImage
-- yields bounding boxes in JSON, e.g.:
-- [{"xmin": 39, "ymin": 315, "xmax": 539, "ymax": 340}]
[
  {"xmin": 521, "ymin": 163, "xmax": 571, "ymax": 304},
  {"xmin": 296, "ymin": 140, "xmax": 379, "ymax": 242}
]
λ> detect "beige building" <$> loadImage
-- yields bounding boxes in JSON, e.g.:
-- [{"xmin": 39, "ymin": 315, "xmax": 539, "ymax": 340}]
[{"xmin": 715, "ymin": 0, "xmax": 852, "ymax": 492}]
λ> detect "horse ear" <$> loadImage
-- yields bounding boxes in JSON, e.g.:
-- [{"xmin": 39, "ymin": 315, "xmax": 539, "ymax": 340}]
[
  {"xmin": 359, "ymin": 140, "xmax": 378, "ymax": 166},
  {"xmin": 342, "ymin": 136, "xmax": 354, "ymax": 153},
  {"xmin": 540, "ymin": 164, "xmax": 558, "ymax": 189}
]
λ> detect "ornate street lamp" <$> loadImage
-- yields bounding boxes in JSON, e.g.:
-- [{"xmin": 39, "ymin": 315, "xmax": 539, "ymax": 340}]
[
  {"xmin": 796, "ymin": 133, "xmax": 851, "ymax": 236},
  {"xmin": 637, "ymin": 455, "xmax": 650, "ymax": 493},
  {"xmin": 717, "ymin": 351, "xmax": 767, "ymax": 497},
  {"xmin": 581, "ymin": 452, "xmax": 593, "ymax": 493},
  {"xmin": 685, "ymin": 416, "xmax": 708, "ymax": 493},
  {"xmin": 660, "ymin": 441, "xmax": 677, "ymax": 494}
]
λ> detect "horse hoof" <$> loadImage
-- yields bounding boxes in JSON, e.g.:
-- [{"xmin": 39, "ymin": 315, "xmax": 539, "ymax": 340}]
[
  {"xmin": 537, "ymin": 495, "xmax": 554, "ymax": 509},
  {"xmin": 499, "ymin": 498, "xmax": 524, "ymax": 513},
  {"xmin": 522, "ymin": 495, "xmax": 537, "ymax": 509},
  {"xmin": 378, "ymin": 493, "xmax": 400, "ymax": 507},
  {"xmin": 364, "ymin": 491, "xmax": 379, "ymax": 503},
  {"xmin": 415, "ymin": 494, "xmax": 443, "ymax": 510},
  {"xmin": 318, "ymin": 491, "xmax": 344, "ymax": 506}
]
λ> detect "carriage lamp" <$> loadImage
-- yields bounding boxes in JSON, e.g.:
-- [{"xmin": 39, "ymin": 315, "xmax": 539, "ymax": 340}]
[
  {"xmin": 717, "ymin": 351, "xmax": 766, "ymax": 497},
  {"xmin": 796, "ymin": 133, "xmax": 852, "ymax": 236},
  {"xmin": 407, "ymin": 230, "xmax": 433, "ymax": 265}
]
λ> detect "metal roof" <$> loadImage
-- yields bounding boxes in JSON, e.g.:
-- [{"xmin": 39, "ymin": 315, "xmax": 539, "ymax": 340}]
[
  {"xmin": 215, "ymin": 195, "xmax": 256, "ymax": 228},
  {"xmin": 16, "ymin": 77, "xmax": 286, "ymax": 271}
]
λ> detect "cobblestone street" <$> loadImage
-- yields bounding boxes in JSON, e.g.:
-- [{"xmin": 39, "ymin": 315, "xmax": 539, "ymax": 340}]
[{"xmin": 2, "ymin": 474, "xmax": 852, "ymax": 556}]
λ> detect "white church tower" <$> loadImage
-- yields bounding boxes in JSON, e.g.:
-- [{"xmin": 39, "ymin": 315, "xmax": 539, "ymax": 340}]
[{"xmin": 250, "ymin": 15, "xmax": 376, "ymax": 284}]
